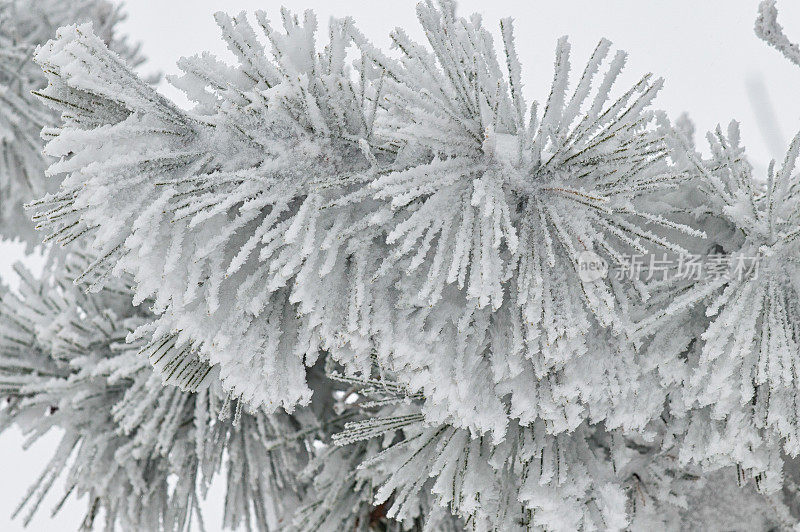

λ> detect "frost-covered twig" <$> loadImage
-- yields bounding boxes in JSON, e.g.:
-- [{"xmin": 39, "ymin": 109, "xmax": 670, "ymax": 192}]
[{"xmin": 755, "ymin": 0, "xmax": 800, "ymax": 67}]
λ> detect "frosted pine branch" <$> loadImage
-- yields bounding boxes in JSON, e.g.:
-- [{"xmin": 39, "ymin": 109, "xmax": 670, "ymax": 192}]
[
  {"xmin": 0, "ymin": 0, "xmax": 798, "ymax": 530},
  {"xmin": 29, "ymin": 1, "xmax": 702, "ymax": 446},
  {"xmin": 0, "ymin": 252, "xmax": 316, "ymax": 530},
  {"xmin": 0, "ymin": 0, "xmax": 145, "ymax": 245},
  {"xmin": 755, "ymin": 0, "xmax": 800, "ymax": 68}
]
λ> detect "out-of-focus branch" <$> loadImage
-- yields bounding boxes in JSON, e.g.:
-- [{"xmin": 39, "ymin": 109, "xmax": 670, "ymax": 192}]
[{"xmin": 755, "ymin": 0, "xmax": 800, "ymax": 67}]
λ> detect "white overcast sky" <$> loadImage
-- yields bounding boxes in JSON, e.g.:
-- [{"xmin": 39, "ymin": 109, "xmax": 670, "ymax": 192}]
[{"xmin": 1, "ymin": 0, "xmax": 800, "ymax": 530}]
